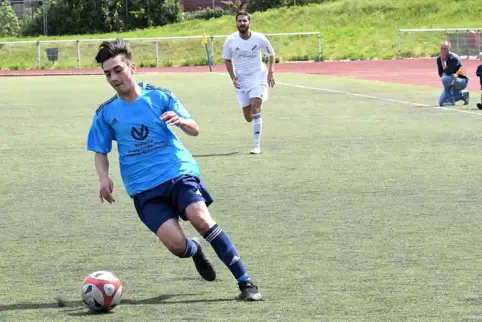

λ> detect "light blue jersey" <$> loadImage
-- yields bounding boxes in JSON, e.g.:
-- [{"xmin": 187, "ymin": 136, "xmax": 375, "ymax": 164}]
[{"xmin": 86, "ymin": 82, "xmax": 200, "ymax": 197}]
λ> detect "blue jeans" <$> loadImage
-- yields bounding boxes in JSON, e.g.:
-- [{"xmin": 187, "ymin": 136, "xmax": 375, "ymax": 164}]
[{"xmin": 439, "ymin": 75, "xmax": 468, "ymax": 104}]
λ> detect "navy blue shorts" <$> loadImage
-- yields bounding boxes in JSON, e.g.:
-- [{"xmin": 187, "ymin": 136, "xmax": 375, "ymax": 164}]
[{"xmin": 133, "ymin": 174, "xmax": 213, "ymax": 234}]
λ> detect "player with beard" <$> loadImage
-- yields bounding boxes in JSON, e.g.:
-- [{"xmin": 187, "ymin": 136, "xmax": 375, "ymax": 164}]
[{"xmin": 222, "ymin": 11, "xmax": 276, "ymax": 154}]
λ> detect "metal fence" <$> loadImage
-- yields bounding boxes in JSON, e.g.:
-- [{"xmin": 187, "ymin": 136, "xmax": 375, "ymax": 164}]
[
  {"xmin": 397, "ymin": 28, "xmax": 482, "ymax": 59},
  {"xmin": 0, "ymin": 32, "xmax": 322, "ymax": 69}
]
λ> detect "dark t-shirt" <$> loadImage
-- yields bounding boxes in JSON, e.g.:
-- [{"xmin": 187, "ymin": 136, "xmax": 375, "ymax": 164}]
[{"xmin": 436, "ymin": 53, "xmax": 467, "ymax": 79}]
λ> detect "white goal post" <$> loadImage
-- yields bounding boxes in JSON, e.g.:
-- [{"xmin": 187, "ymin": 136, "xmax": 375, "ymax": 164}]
[{"xmin": 397, "ymin": 28, "xmax": 482, "ymax": 59}]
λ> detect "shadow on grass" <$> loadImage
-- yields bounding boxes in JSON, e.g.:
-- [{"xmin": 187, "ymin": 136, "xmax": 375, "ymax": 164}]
[
  {"xmin": 0, "ymin": 293, "xmax": 238, "ymax": 315},
  {"xmin": 193, "ymin": 152, "xmax": 239, "ymax": 158}
]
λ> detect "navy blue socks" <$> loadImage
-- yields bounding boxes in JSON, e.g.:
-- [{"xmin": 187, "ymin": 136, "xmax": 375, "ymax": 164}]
[
  {"xmin": 203, "ymin": 224, "xmax": 249, "ymax": 282},
  {"xmin": 178, "ymin": 237, "xmax": 198, "ymax": 258}
]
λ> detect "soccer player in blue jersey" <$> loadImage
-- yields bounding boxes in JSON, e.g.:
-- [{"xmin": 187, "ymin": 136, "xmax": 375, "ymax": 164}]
[{"xmin": 86, "ymin": 38, "xmax": 262, "ymax": 301}]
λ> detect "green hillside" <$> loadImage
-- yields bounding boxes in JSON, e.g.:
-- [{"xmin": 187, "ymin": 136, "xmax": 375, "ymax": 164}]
[{"xmin": 1, "ymin": 0, "xmax": 481, "ymax": 70}]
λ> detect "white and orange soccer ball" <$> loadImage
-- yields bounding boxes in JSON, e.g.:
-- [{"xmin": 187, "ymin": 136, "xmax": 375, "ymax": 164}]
[{"xmin": 81, "ymin": 271, "xmax": 123, "ymax": 313}]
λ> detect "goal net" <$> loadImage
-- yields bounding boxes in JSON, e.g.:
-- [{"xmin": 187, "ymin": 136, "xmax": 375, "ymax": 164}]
[{"xmin": 397, "ymin": 28, "xmax": 482, "ymax": 59}]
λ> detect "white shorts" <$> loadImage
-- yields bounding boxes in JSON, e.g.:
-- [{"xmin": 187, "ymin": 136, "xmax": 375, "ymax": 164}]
[{"xmin": 236, "ymin": 84, "xmax": 269, "ymax": 108}]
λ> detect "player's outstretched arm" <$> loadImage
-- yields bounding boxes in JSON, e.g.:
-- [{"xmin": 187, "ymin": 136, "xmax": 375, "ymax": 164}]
[
  {"xmin": 95, "ymin": 152, "xmax": 115, "ymax": 204},
  {"xmin": 222, "ymin": 38, "xmax": 239, "ymax": 88},
  {"xmin": 224, "ymin": 59, "xmax": 236, "ymax": 80},
  {"xmin": 178, "ymin": 118, "xmax": 200, "ymax": 136},
  {"xmin": 224, "ymin": 59, "xmax": 240, "ymax": 89},
  {"xmin": 267, "ymin": 55, "xmax": 276, "ymax": 87},
  {"xmin": 161, "ymin": 111, "xmax": 200, "ymax": 136},
  {"xmin": 261, "ymin": 36, "xmax": 276, "ymax": 87},
  {"xmin": 95, "ymin": 152, "xmax": 109, "ymax": 180},
  {"xmin": 87, "ymin": 109, "xmax": 115, "ymax": 203}
]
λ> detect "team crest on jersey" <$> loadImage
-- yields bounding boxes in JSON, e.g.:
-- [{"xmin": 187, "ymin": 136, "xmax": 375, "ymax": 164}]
[
  {"xmin": 131, "ymin": 124, "xmax": 149, "ymax": 141},
  {"xmin": 252, "ymin": 45, "xmax": 258, "ymax": 51}
]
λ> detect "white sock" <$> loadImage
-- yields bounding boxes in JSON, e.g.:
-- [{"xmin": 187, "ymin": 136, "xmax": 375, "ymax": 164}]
[{"xmin": 252, "ymin": 113, "xmax": 262, "ymax": 148}]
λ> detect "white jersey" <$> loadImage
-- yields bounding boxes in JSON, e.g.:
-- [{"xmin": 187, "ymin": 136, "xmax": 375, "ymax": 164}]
[{"xmin": 222, "ymin": 31, "xmax": 275, "ymax": 89}]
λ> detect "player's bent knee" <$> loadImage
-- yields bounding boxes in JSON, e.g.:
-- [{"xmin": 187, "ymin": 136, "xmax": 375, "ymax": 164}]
[
  {"xmin": 250, "ymin": 98, "xmax": 262, "ymax": 107},
  {"xmin": 243, "ymin": 106, "xmax": 253, "ymax": 122},
  {"xmin": 165, "ymin": 240, "xmax": 187, "ymax": 256},
  {"xmin": 252, "ymin": 106, "xmax": 262, "ymax": 115},
  {"xmin": 185, "ymin": 201, "xmax": 216, "ymax": 235},
  {"xmin": 250, "ymin": 99, "xmax": 262, "ymax": 114},
  {"xmin": 441, "ymin": 75, "xmax": 452, "ymax": 86},
  {"xmin": 156, "ymin": 219, "xmax": 187, "ymax": 256}
]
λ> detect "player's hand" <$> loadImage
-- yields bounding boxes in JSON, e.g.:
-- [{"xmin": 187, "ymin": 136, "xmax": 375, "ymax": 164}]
[
  {"xmin": 232, "ymin": 77, "xmax": 241, "ymax": 89},
  {"xmin": 161, "ymin": 111, "xmax": 183, "ymax": 127},
  {"xmin": 267, "ymin": 71, "xmax": 275, "ymax": 88},
  {"xmin": 99, "ymin": 177, "xmax": 115, "ymax": 204},
  {"xmin": 450, "ymin": 74, "xmax": 458, "ymax": 85}
]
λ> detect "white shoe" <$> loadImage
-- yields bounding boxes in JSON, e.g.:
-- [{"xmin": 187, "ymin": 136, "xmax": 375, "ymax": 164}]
[{"xmin": 250, "ymin": 147, "xmax": 261, "ymax": 154}]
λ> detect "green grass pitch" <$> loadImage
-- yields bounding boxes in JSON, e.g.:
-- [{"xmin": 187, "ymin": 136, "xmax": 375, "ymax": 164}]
[{"xmin": 1, "ymin": 72, "xmax": 482, "ymax": 321}]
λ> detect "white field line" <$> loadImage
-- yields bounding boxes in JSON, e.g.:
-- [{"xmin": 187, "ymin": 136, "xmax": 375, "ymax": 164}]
[{"xmin": 214, "ymin": 72, "xmax": 481, "ymax": 117}]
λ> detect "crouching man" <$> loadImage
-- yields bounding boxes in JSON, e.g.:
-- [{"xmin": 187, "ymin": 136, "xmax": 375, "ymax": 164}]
[{"xmin": 436, "ymin": 40, "xmax": 469, "ymax": 106}]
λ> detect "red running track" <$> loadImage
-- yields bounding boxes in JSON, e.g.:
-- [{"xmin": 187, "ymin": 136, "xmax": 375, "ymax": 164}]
[{"xmin": 1, "ymin": 59, "xmax": 481, "ymax": 91}]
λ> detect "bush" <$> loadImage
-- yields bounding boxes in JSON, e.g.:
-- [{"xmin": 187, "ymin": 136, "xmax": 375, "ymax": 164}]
[
  {"xmin": 18, "ymin": 8, "xmax": 44, "ymax": 36},
  {"xmin": 221, "ymin": 0, "xmax": 247, "ymax": 13},
  {"xmin": 282, "ymin": 0, "xmax": 328, "ymax": 6},
  {"xmin": 128, "ymin": 0, "xmax": 183, "ymax": 28},
  {"xmin": 0, "ymin": 1, "xmax": 20, "ymax": 37},
  {"xmin": 248, "ymin": 0, "xmax": 328, "ymax": 13},
  {"xmin": 247, "ymin": 0, "xmax": 283, "ymax": 12},
  {"xmin": 19, "ymin": 0, "xmax": 183, "ymax": 36},
  {"xmin": 183, "ymin": 7, "xmax": 227, "ymax": 20}
]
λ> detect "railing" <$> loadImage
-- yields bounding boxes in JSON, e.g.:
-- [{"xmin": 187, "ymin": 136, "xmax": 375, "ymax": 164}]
[{"xmin": 0, "ymin": 32, "xmax": 322, "ymax": 70}]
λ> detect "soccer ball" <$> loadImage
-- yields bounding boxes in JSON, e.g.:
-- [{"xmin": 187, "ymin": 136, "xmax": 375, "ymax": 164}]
[{"xmin": 81, "ymin": 271, "xmax": 123, "ymax": 313}]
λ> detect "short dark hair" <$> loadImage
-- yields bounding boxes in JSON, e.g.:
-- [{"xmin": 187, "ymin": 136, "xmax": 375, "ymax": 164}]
[
  {"xmin": 95, "ymin": 38, "xmax": 133, "ymax": 65},
  {"xmin": 236, "ymin": 11, "xmax": 251, "ymax": 21}
]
